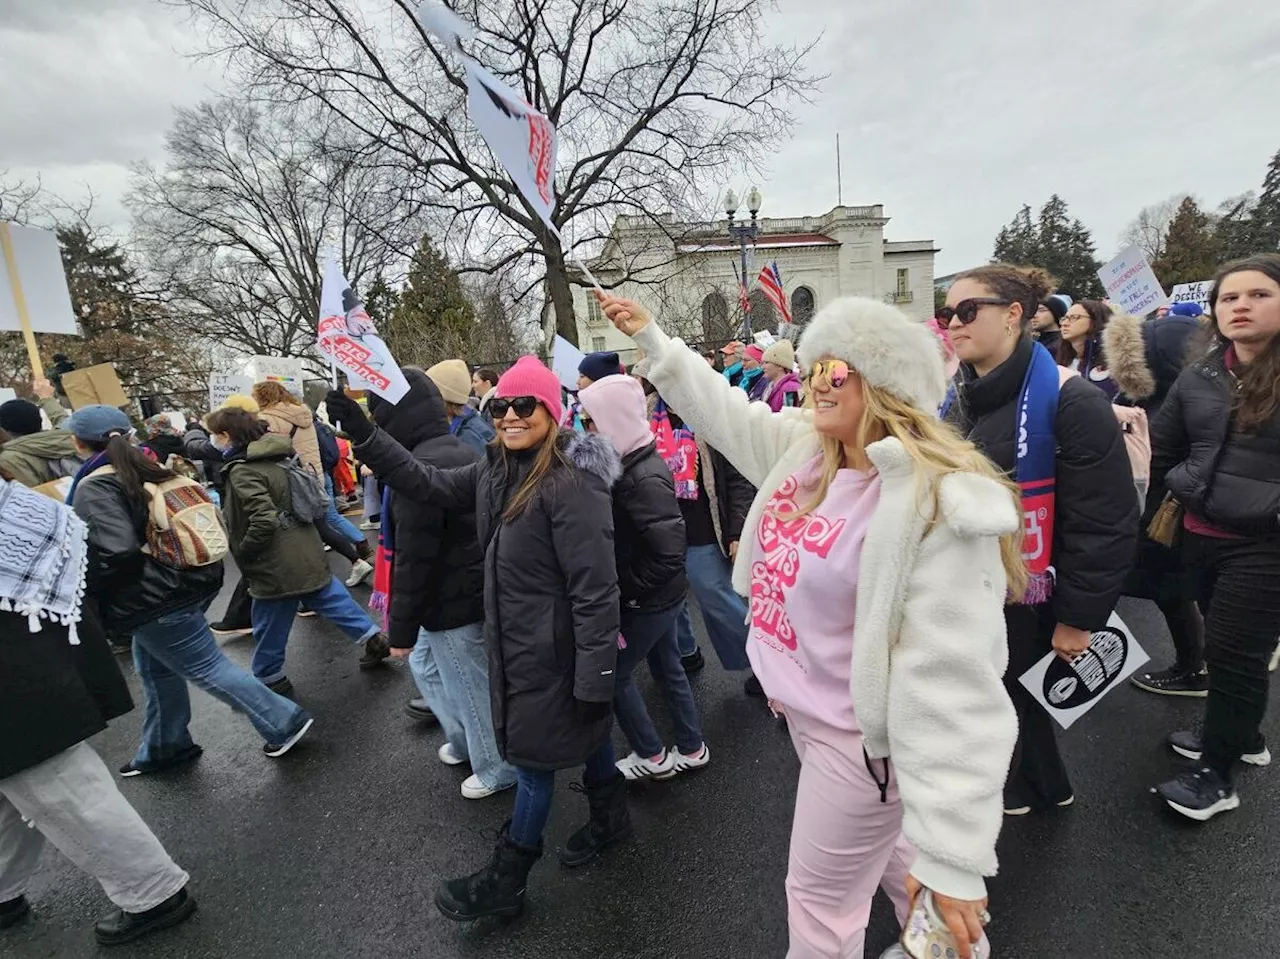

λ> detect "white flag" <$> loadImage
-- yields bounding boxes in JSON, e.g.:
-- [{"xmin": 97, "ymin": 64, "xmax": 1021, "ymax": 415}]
[{"xmin": 316, "ymin": 255, "xmax": 411, "ymax": 404}]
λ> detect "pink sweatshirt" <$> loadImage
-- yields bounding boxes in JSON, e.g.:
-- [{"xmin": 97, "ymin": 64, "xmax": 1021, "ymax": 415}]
[{"xmin": 747, "ymin": 456, "xmax": 881, "ymax": 732}]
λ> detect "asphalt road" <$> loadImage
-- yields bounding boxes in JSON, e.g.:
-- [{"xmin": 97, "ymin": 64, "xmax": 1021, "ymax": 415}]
[{"xmin": 7, "ymin": 558, "xmax": 1279, "ymax": 959}]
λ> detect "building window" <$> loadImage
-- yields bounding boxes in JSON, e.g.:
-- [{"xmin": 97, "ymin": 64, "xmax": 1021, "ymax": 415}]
[
  {"xmin": 790, "ymin": 286, "xmax": 815, "ymax": 326},
  {"xmin": 748, "ymin": 289, "xmax": 777, "ymax": 330},
  {"xmin": 896, "ymin": 268, "xmax": 909, "ymax": 296},
  {"xmin": 586, "ymin": 296, "xmax": 605, "ymax": 327},
  {"xmin": 701, "ymin": 291, "xmax": 731, "ymax": 342},
  {"xmin": 591, "ymin": 336, "xmax": 606, "ymax": 352}
]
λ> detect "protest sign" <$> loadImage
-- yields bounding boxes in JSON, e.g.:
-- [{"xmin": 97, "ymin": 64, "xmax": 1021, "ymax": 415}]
[
  {"xmin": 62, "ymin": 364, "xmax": 129, "ymax": 410},
  {"xmin": 208, "ymin": 373, "xmax": 254, "ymax": 411},
  {"xmin": 32, "ymin": 476, "xmax": 73, "ymax": 504},
  {"xmin": 551, "ymin": 335, "xmax": 586, "ymax": 391},
  {"xmin": 316, "ymin": 256, "xmax": 410, "ymax": 404},
  {"xmin": 0, "ymin": 387, "xmax": 15, "ymax": 404},
  {"xmin": 1019, "ymin": 612, "xmax": 1148, "ymax": 730},
  {"xmin": 1098, "ymin": 246, "xmax": 1169, "ymax": 317},
  {"xmin": 1170, "ymin": 280, "xmax": 1212, "ymax": 312},
  {"xmin": 0, "ymin": 222, "xmax": 78, "ymax": 337},
  {"xmin": 249, "ymin": 356, "xmax": 305, "ymax": 397}
]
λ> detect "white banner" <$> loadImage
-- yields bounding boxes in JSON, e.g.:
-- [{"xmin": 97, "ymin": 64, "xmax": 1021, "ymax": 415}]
[
  {"xmin": 1169, "ymin": 280, "xmax": 1212, "ymax": 311},
  {"xmin": 551, "ymin": 334, "xmax": 585, "ymax": 391},
  {"xmin": 0, "ymin": 222, "xmax": 78, "ymax": 335},
  {"xmin": 208, "ymin": 372, "xmax": 254, "ymax": 411},
  {"xmin": 1019, "ymin": 612, "xmax": 1149, "ymax": 730},
  {"xmin": 316, "ymin": 256, "xmax": 410, "ymax": 404},
  {"xmin": 249, "ymin": 356, "xmax": 305, "ymax": 398},
  {"xmin": 1098, "ymin": 245, "xmax": 1169, "ymax": 317}
]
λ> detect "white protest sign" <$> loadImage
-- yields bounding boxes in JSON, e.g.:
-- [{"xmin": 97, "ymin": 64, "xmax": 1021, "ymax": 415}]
[
  {"xmin": 0, "ymin": 387, "xmax": 16, "ymax": 404},
  {"xmin": 316, "ymin": 256, "xmax": 410, "ymax": 404},
  {"xmin": 249, "ymin": 356, "xmax": 305, "ymax": 397},
  {"xmin": 208, "ymin": 372, "xmax": 254, "ymax": 411},
  {"xmin": 1169, "ymin": 280, "xmax": 1212, "ymax": 312},
  {"xmin": 1098, "ymin": 245, "xmax": 1169, "ymax": 317},
  {"xmin": 0, "ymin": 222, "xmax": 78, "ymax": 335},
  {"xmin": 1019, "ymin": 612, "xmax": 1148, "ymax": 730},
  {"xmin": 551, "ymin": 335, "xmax": 586, "ymax": 391}
]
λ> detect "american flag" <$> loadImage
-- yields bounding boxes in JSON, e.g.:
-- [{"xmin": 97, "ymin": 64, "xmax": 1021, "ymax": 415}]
[
  {"xmin": 731, "ymin": 259, "xmax": 751, "ymax": 315},
  {"xmin": 757, "ymin": 261, "xmax": 792, "ymax": 323}
]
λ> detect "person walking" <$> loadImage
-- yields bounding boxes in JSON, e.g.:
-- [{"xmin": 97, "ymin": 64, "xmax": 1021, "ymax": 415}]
[
  {"xmin": 65, "ymin": 405, "xmax": 315, "ymax": 773},
  {"xmin": 741, "ymin": 345, "xmax": 767, "ymax": 399},
  {"xmin": 0, "ymin": 479, "xmax": 197, "ymax": 946},
  {"xmin": 760, "ymin": 340, "xmax": 803, "ymax": 411},
  {"xmin": 1030, "ymin": 293, "xmax": 1070, "ymax": 354},
  {"xmin": 1104, "ymin": 305, "xmax": 1208, "ymax": 696},
  {"xmin": 338, "ymin": 369, "xmax": 517, "ymax": 800},
  {"xmin": 325, "ymin": 356, "xmax": 626, "ymax": 921},
  {"xmin": 0, "ymin": 377, "xmax": 80, "ymax": 487},
  {"xmin": 471, "ymin": 367, "xmax": 499, "ymax": 417},
  {"xmin": 426, "ymin": 360, "xmax": 496, "ymax": 455},
  {"xmin": 940, "ymin": 265, "xmax": 1137, "ymax": 815},
  {"xmin": 1149, "ymin": 254, "xmax": 1280, "ymax": 821},
  {"xmin": 578, "ymin": 374, "xmax": 709, "ymax": 780},
  {"xmin": 599, "ymin": 291, "xmax": 1022, "ymax": 959},
  {"xmin": 205, "ymin": 406, "xmax": 390, "ymax": 695},
  {"xmin": 1057, "ymin": 299, "xmax": 1119, "ymax": 399}
]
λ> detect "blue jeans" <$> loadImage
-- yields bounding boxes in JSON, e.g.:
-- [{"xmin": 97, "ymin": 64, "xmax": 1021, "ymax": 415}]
[
  {"xmin": 508, "ymin": 741, "xmax": 616, "ymax": 847},
  {"xmin": 324, "ymin": 474, "xmax": 365, "ymax": 545},
  {"xmin": 676, "ymin": 544, "xmax": 751, "ymax": 671},
  {"xmin": 250, "ymin": 575, "xmax": 379, "ymax": 683},
  {"xmin": 131, "ymin": 601, "xmax": 310, "ymax": 765},
  {"xmin": 409, "ymin": 623, "xmax": 517, "ymax": 791},
  {"xmin": 615, "ymin": 606, "xmax": 704, "ymax": 757}
]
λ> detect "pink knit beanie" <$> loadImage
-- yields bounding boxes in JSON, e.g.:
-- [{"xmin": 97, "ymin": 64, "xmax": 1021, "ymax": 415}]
[{"xmin": 495, "ymin": 355, "xmax": 563, "ymax": 425}]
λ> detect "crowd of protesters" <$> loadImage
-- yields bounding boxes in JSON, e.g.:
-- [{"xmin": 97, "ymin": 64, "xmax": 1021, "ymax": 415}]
[{"xmin": 1, "ymin": 250, "xmax": 1278, "ymax": 958}]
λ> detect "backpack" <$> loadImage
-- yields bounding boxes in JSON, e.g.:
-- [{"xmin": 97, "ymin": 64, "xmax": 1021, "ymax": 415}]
[
  {"xmin": 142, "ymin": 476, "xmax": 230, "ymax": 569},
  {"xmin": 280, "ymin": 455, "xmax": 329, "ymax": 524},
  {"xmin": 314, "ymin": 416, "xmax": 341, "ymax": 474}
]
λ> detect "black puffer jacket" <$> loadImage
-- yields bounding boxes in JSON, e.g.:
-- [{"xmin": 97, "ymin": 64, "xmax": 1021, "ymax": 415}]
[
  {"xmin": 1103, "ymin": 312, "xmax": 1201, "ymax": 416},
  {"xmin": 1150, "ymin": 348, "xmax": 1280, "ymax": 536},
  {"xmin": 947, "ymin": 336, "xmax": 1138, "ymax": 630},
  {"xmin": 365, "ymin": 370, "xmax": 485, "ymax": 647},
  {"xmin": 612, "ymin": 443, "xmax": 688, "ymax": 612},
  {"xmin": 184, "ymin": 425, "xmax": 226, "ymax": 488},
  {"xmin": 354, "ymin": 426, "xmax": 622, "ymax": 770},
  {"xmin": 73, "ymin": 471, "xmax": 224, "ymax": 633}
]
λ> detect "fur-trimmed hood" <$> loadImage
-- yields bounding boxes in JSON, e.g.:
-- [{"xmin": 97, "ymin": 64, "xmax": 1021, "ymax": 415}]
[
  {"xmin": 562, "ymin": 429, "xmax": 623, "ymax": 488},
  {"xmin": 1103, "ymin": 311, "xmax": 1201, "ymax": 410},
  {"xmin": 796, "ymin": 297, "xmax": 946, "ymax": 412}
]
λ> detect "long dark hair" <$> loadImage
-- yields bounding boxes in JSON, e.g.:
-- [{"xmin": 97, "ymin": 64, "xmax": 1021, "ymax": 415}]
[
  {"xmin": 954, "ymin": 264, "xmax": 1057, "ymax": 329},
  {"xmin": 498, "ymin": 410, "xmax": 569, "ymax": 521},
  {"xmin": 80, "ymin": 435, "xmax": 176, "ymax": 505},
  {"xmin": 205, "ymin": 407, "xmax": 268, "ymax": 448},
  {"xmin": 1209, "ymin": 253, "xmax": 1280, "ymax": 432},
  {"xmin": 1056, "ymin": 300, "xmax": 1112, "ymax": 370}
]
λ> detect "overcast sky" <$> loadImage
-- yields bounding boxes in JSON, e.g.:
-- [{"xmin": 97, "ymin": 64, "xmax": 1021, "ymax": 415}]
[{"xmin": 4, "ymin": 0, "xmax": 1280, "ymax": 273}]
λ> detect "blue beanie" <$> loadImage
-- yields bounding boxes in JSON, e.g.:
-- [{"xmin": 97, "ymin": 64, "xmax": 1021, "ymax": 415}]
[
  {"xmin": 579, "ymin": 351, "xmax": 623, "ymax": 384},
  {"xmin": 64, "ymin": 404, "xmax": 132, "ymax": 442},
  {"xmin": 1169, "ymin": 302, "xmax": 1203, "ymax": 318}
]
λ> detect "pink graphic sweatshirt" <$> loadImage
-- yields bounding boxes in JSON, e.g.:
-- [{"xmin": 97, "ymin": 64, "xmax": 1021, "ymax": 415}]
[{"xmin": 747, "ymin": 456, "xmax": 881, "ymax": 732}]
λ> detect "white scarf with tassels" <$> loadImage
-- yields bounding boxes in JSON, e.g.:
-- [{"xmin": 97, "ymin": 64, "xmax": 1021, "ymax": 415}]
[{"xmin": 0, "ymin": 480, "xmax": 88, "ymax": 643}]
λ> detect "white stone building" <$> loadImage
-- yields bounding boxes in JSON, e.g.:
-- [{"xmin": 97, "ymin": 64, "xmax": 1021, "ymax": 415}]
[{"xmin": 574, "ymin": 204, "xmax": 937, "ymax": 358}]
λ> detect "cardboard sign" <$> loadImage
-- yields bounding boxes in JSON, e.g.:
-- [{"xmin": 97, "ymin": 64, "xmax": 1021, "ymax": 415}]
[
  {"xmin": 316, "ymin": 256, "xmax": 410, "ymax": 404},
  {"xmin": 1098, "ymin": 246, "xmax": 1169, "ymax": 317},
  {"xmin": 61, "ymin": 363, "xmax": 129, "ymax": 410},
  {"xmin": 0, "ymin": 222, "xmax": 78, "ymax": 336},
  {"xmin": 551, "ymin": 335, "xmax": 586, "ymax": 391},
  {"xmin": 208, "ymin": 373, "xmax": 254, "ymax": 411},
  {"xmin": 1019, "ymin": 612, "xmax": 1148, "ymax": 730},
  {"xmin": 1169, "ymin": 280, "xmax": 1212, "ymax": 312},
  {"xmin": 31, "ymin": 476, "xmax": 73, "ymax": 503},
  {"xmin": 249, "ymin": 356, "xmax": 305, "ymax": 398}
]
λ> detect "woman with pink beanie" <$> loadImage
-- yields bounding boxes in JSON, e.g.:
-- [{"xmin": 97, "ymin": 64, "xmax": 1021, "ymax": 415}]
[{"xmin": 324, "ymin": 356, "xmax": 630, "ymax": 921}]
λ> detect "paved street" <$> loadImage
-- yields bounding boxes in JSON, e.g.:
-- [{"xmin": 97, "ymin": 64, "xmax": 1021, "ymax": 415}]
[{"xmin": 8, "ymin": 559, "xmax": 1279, "ymax": 959}]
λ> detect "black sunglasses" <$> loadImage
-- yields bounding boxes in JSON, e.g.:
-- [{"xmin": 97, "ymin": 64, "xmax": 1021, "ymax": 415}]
[
  {"xmin": 489, "ymin": 396, "xmax": 540, "ymax": 419},
  {"xmin": 937, "ymin": 297, "xmax": 1012, "ymax": 325}
]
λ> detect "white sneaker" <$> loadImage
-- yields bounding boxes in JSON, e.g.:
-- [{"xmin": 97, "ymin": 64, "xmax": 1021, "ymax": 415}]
[
  {"xmin": 671, "ymin": 743, "xmax": 711, "ymax": 773},
  {"xmin": 345, "ymin": 559, "xmax": 374, "ymax": 588},
  {"xmin": 615, "ymin": 749, "xmax": 677, "ymax": 781},
  {"xmin": 359, "ymin": 519, "xmax": 381, "ymax": 531},
  {"xmin": 461, "ymin": 774, "xmax": 513, "ymax": 800},
  {"xmin": 438, "ymin": 742, "xmax": 467, "ymax": 767},
  {"xmin": 1270, "ymin": 640, "xmax": 1279, "ymax": 673}
]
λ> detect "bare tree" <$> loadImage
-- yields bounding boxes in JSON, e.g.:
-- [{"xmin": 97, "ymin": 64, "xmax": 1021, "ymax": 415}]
[
  {"xmin": 127, "ymin": 98, "xmax": 426, "ymax": 368},
  {"xmin": 167, "ymin": 0, "xmax": 819, "ymax": 346},
  {"xmin": 1117, "ymin": 194, "xmax": 1187, "ymax": 262}
]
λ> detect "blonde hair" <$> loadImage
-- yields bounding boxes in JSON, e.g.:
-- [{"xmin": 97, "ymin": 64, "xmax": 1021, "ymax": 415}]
[{"xmin": 781, "ymin": 381, "xmax": 1027, "ymax": 600}]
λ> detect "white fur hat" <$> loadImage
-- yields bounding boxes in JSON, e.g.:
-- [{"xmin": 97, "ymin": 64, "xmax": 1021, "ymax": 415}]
[{"xmin": 796, "ymin": 297, "xmax": 946, "ymax": 412}]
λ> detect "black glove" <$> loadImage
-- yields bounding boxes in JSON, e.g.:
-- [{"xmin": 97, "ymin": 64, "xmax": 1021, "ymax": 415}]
[
  {"xmin": 574, "ymin": 698, "xmax": 611, "ymax": 724},
  {"xmin": 325, "ymin": 390, "xmax": 373, "ymax": 444}
]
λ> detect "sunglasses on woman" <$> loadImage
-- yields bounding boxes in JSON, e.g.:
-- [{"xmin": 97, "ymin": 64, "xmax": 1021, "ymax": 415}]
[
  {"xmin": 489, "ymin": 396, "xmax": 540, "ymax": 419},
  {"xmin": 807, "ymin": 359, "xmax": 851, "ymax": 389},
  {"xmin": 936, "ymin": 297, "xmax": 1012, "ymax": 325}
]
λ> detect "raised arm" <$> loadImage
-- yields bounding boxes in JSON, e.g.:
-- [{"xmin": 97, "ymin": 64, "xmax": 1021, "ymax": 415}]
[{"xmin": 598, "ymin": 295, "xmax": 812, "ymax": 488}]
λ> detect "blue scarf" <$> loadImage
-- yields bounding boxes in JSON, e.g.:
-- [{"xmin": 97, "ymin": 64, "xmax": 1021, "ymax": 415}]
[
  {"xmin": 1015, "ymin": 343, "xmax": 1061, "ymax": 604},
  {"xmin": 66, "ymin": 451, "xmax": 110, "ymax": 506}
]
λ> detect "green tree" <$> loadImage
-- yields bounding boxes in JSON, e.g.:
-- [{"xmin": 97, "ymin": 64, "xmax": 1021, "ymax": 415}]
[
  {"xmin": 1253, "ymin": 148, "xmax": 1280, "ymax": 252},
  {"xmin": 1214, "ymin": 192, "xmax": 1260, "ymax": 263},
  {"xmin": 992, "ymin": 195, "xmax": 1104, "ymax": 298},
  {"xmin": 993, "ymin": 205, "xmax": 1037, "ymax": 264},
  {"xmin": 1153, "ymin": 196, "xmax": 1219, "ymax": 287},
  {"xmin": 384, "ymin": 235, "xmax": 476, "ymax": 368},
  {"xmin": 361, "ymin": 274, "xmax": 399, "ymax": 330}
]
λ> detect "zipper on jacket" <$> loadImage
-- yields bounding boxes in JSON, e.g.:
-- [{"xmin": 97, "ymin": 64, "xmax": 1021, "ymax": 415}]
[{"xmin": 862, "ymin": 746, "xmax": 891, "ymax": 804}]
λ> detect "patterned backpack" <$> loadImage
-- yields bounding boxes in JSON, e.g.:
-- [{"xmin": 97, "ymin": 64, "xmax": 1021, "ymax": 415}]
[{"xmin": 142, "ymin": 476, "xmax": 230, "ymax": 569}]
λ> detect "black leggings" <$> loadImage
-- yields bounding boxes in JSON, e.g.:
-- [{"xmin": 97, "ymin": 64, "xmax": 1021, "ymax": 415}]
[
  {"xmin": 1184, "ymin": 532, "xmax": 1280, "ymax": 780},
  {"xmin": 1002, "ymin": 603, "xmax": 1072, "ymax": 808}
]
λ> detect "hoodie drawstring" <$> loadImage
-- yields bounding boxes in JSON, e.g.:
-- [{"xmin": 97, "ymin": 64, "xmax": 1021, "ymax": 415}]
[{"xmin": 862, "ymin": 747, "xmax": 890, "ymax": 804}]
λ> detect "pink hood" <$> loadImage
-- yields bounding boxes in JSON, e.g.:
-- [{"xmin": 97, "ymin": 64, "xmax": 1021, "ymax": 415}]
[{"xmin": 578, "ymin": 374, "xmax": 653, "ymax": 457}]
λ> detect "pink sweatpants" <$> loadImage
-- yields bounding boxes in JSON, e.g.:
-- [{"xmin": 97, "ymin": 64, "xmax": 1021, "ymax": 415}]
[{"xmin": 784, "ymin": 708, "xmax": 916, "ymax": 959}]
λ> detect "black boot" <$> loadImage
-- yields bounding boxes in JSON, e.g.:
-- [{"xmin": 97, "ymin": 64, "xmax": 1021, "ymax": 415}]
[
  {"xmin": 435, "ymin": 823, "xmax": 542, "ymax": 922},
  {"xmin": 559, "ymin": 772, "xmax": 632, "ymax": 868},
  {"xmin": 94, "ymin": 887, "xmax": 197, "ymax": 946},
  {"xmin": 0, "ymin": 896, "xmax": 31, "ymax": 929}
]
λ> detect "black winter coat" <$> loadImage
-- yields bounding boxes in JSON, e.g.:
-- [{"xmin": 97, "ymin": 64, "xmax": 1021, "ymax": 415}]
[
  {"xmin": 183, "ymin": 425, "xmax": 226, "ymax": 488},
  {"xmin": 1151, "ymin": 349, "xmax": 1280, "ymax": 537},
  {"xmin": 354, "ymin": 426, "xmax": 622, "ymax": 770},
  {"xmin": 612, "ymin": 443, "xmax": 687, "ymax": 612},
  {"xmin": 73, "ymin": 472, "xmax": 224, "ymax": 632},
  {"xmin": 947, "ymin": 336, "xmax": 1138, "ymax": 630},
  {"xmin": 0, "ymin": 603, "xmax": 133, "ymax": 779},
  {"xmin": 1104, "ymin": 312, "xmax": 1201, "ymax": 417},
  {"xmin": 364, "ymin": 369, "xmax": 485, "ymax": 646}
]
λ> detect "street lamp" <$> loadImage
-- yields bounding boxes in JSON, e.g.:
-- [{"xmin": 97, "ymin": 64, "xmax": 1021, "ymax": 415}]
[{"xmin": 725, "ymin": 186, "xmax": 762, "ymax": 339}]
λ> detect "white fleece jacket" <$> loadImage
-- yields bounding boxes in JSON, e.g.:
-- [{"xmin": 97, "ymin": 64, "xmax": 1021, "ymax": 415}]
[{"xmin": 634, "ymin": 321, "xmax": 1019, "ymax": 902}]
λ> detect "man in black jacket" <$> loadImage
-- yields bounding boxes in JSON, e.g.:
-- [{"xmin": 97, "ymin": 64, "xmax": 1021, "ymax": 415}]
[{"xmin": 366, "ymin": 369, "xmax": 518, "ymax": 800}]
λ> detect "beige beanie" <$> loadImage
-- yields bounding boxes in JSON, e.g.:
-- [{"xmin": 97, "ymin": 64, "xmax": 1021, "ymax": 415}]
[
  {"xmin": 425, "ymin": 359, "xmax": 472, "ymax": 405},
  {"xmin": 762, "ymin": 339, "xmax": 795, "ymax": 369}
]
